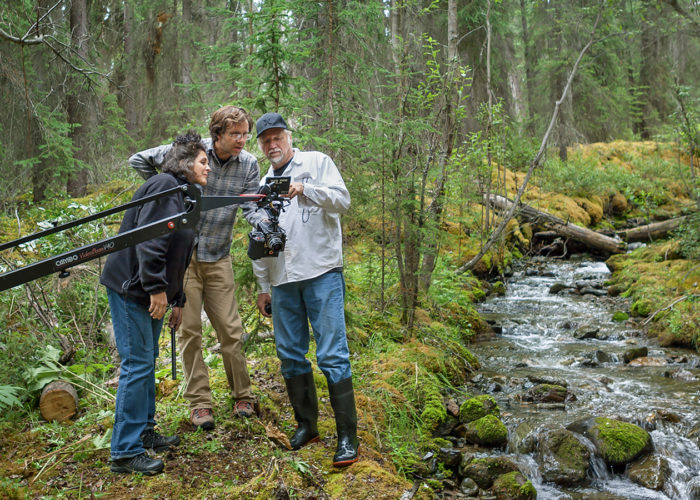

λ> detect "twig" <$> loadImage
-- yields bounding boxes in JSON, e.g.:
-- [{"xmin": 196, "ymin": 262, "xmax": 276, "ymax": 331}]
[
  {"xmin": 34, "ymin": 434, "xmax": 92, "ymax": 461},
  {"xmin": 642, "ymin": 294, "xmax": 700, "ymax": 326}
]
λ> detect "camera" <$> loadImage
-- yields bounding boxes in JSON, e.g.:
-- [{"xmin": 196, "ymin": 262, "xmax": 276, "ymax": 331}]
[{"xmin": 247, "ymin": 176, "xmax": 290, "ymax": 260}]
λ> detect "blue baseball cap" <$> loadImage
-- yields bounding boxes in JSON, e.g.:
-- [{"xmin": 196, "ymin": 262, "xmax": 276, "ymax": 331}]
[{"xmin": 256, "ymin": 112, "xmax": 288, "ymax": 138}]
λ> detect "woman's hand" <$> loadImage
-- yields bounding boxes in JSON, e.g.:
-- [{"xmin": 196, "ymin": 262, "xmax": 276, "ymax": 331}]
[
  {"xmin": 149, "ymin": 291, "xmax": 168, "ymax": 320},
  {"xmin": 168, "ymin": 306, "xmax": 183, "ymax": 329}
]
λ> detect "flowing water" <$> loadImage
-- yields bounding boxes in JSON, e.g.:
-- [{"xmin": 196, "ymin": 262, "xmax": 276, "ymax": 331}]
[{"xmin": 474, "ymin": 257, "xmax": 700, "ymax": 499}]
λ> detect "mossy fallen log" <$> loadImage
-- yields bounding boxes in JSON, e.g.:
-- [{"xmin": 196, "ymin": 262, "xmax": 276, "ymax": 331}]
[
  {"xmin": 617, "ymin": 216, "xmax": 687, "ymax": 243},
  {"xmin": 486, "ymin": 194, "xmax": 626, "ymax": 255}
]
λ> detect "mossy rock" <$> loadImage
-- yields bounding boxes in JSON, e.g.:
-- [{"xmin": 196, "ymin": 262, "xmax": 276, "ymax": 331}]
[
  {"xmin": 567, "ymin": 417, "xmax": 652, "ymax": 466},
  {"xmin": 612, "ymin": 311, "xmax": 629, "ymax": 322},
  {"xmin": 627, "ymin": 454, "xmax": 669, "ymax": 491},
  {"xmin": 537, "ymin": 428, "xmax": 590, "ymax": 485},
  {"xmin": 462, "ymin": 414, "xmax": 508, "ymax": 447},
  {"xmin": 491, "ymin": 281, "xmax": 507, "ymax": 296},
  {"xmin": 459, "ymin": 394, "xmax": 500, "ymax": 423},
  {"xmin": 522, "ymin": 384, "xmax": 571, "ymax": 403},
  {"xmin": 460, "ymin": 456, "xmax": 519, "ymax": 489},
  {"xmin": 631, "ymin": 298, "xmax": 653, "ymax": 317},
  {"xmin": 491, "ymin": 471, "xmax": 537, "ymax": 500},
  {"xmin": 420, "ymin": 389, "xmax": 447, "ymax": 432}
]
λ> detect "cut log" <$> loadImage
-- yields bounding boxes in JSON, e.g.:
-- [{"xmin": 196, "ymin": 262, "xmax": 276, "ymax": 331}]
[
  {"xmin": 39, "ymin": 380, "xmax": 78, "ymax": 422},
  {"xmin": 617, "ymin": 216, "xmax": 687, "ymax": 243},
  {"xmin": 487, "ymin": 194, "xmax": 626, "ymax": 254}
]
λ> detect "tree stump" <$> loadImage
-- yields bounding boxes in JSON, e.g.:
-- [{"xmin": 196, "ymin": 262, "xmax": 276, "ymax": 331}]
[{"xmin": 39, "ymin": 380, "xmax": 78, "ymax": 422}]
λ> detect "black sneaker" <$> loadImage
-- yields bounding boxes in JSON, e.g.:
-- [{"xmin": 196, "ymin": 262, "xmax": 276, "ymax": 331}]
[
  {"xmin": 140, "ymin": 428, "xmax": 181, "ymax": 452},
  {"xmin": 110, "ymin": 453, "xmax": 164, "ymax": 475}
]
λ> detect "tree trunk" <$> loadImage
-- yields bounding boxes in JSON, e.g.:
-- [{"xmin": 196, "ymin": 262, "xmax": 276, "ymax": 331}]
[
  {"xmin": 520, "ymin": 0, "xmax": 534, "ymax": 125},
  {"xmin": 618, "ymin": 216, "xmax": 688, "ymax": 243},
  {"xmin": 487, "ymin": 194, "xmax": 626, "ymax": 254},
  {"xmin": 66, "ymin": 0, "xmax": 91, "ymax": 197},
  {"xmin": 40, "ymin": 380, "xmax": 78, "ymax": 422}
]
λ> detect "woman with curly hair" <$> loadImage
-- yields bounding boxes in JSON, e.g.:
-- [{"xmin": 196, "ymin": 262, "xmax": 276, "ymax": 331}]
[{"xmin": 100, "ymin": 131, "xmax": 210, "ymax": 475}]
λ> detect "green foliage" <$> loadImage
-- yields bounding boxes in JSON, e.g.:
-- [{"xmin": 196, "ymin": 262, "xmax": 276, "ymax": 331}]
[
  {"xmin": 676, "ymin": 211, "xmax": 700, "ymax": 260},
  {"xmin": 0, "ymin": 385, "xmax": 23, "ymax": 410}
]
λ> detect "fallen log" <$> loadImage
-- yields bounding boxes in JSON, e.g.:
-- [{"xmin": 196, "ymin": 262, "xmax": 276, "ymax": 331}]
[
  {"xmin": 39, "ymin": 380, "xmax": 78, "ymax": 422},
  {"xmin": 487, "ymin": 194, "xmax": 626, "ymax": 254},
  {"xmin": 617, "ymin": 216, "xmax": 687, "ymax": 243}
]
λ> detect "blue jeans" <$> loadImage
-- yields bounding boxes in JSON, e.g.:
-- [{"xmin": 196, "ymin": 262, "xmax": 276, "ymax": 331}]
[
  {"xmin": 271, "ymin": 271, "xmax": 352, "ymax": 384},
  {"xmin": 107, "ymin": 289, "xmax": 163, "ymax": 459}
]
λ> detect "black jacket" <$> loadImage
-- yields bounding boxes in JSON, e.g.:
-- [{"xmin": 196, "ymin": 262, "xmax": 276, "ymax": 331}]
[{"xmin": 100, "ymin": 173, "xmax": 195, "ymax": 308}]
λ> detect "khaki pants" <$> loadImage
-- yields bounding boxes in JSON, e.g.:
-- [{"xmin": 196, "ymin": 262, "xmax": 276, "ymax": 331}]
[{"xmin": 178, "ymin": 254, "xmax": 254, "ymax": 409}]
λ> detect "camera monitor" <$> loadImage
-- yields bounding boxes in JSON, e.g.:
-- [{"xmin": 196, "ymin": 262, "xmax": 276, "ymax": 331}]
[{"xmin": 265, "ymin": 176, "xmax": 290, "ymax": 194}]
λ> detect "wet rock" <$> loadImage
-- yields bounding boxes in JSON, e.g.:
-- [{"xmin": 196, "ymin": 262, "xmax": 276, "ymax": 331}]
[
  {"xmin": 559, "ymin": 320, "xmax": 574, "ymax": 330},
  {"xmin": 491, "ymin": 471, "xmax": 536, "ymax": 500},
  {"xmin": 459, "ymin": 394, "xmax": 500, "ymax": 423},
  {"xmin": 664, "ymin": 368, "xmax": 696, "ymax": 381},
  {"xmin": 626, "ymin": 454, "xmax": 669, "ymax": 490},
  {"xmin": 433, "ymin": 415, "xmax": 459, "ymax": 437},
  {"xmin": 522, "ymin": 383, "xmax": 575, "ymax": 403},
  {"xmin": 459, "ymin": 415, "xmax": 508, "ymax": 447},
  {"xmin": 512, "ymin": 421, "xmax": 536, "ymax": 454},
  {"xmin": 459, "ymin": 456, "xmax": 519, "ymax": 489},
  {"xmin": 537, "ymin": 428, "xmax": 590, "ymax": 486},
  {"xmin": 584, "ymin": 350, "xmax": 615, "ymax": 365},
  {"xmin": 459, "ymin": 477, "xmax": 479, "ymax": 496},
  {"xmin": 438, "ymin": 447, "xmax": 463, "ymax": 469},
  {"xmin": 549, "ymin": 283, "xmax": 570, "ymax": 294},
  {"xmin": 628, "ymin": 356, "xmax": 667, "ymax": 367},
  {"xmin": 622, "ymin": 346, "xmax": 648, "ymax": 364},
  {"xmin": 574, "ymin": 324, "xmax": 600, "ymax": 340},
  {"xmin": 527, "ymin": 375, "xmax": 568, "ymax": 388},
  {"xmin": 567, "ymin": 417, "xmax": 652, "ymax": 467},
  {"xmin": 580, "ymin": 286, "xmax": 608, "ymax": 296}
]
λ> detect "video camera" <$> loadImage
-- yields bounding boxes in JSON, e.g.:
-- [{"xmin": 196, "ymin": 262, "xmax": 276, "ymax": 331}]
[{"xmin": 247, "ymin": 176, "xmax": 290, "ymax": 260}]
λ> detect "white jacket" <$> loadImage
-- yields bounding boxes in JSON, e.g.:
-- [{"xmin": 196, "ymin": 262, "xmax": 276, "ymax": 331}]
[{"xmin": 253, "ymin": 149, "xmax": 350, "ymax": 292}]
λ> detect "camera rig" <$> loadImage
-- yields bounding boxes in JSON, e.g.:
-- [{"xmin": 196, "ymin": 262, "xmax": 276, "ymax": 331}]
[
  {"xmin": 0, "ymin": 184, "xmax": 266, "ymax": 292},
  {"xmin": 247, "ymin": 176, "xmax": 291, "ymax": 260}
]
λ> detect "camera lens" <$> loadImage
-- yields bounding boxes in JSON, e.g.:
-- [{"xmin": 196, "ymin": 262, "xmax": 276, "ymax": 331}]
[{"xmin": 267, "ymin": 235, "xmax": 283, "ymax": 252}]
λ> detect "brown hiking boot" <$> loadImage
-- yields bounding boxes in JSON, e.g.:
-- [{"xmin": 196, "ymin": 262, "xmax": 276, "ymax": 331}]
[
  {"xmin": 190, "ymin": 408, "xmax": 215, "ymax": 430},
  {"xmin": 233, "ymin": 400, "xmax": 255, "ymax": 418}
]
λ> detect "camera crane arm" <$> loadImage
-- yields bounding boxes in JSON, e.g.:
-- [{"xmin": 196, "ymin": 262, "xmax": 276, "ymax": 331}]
[{"xmin": 0, "ymin": 184, "xmax": 265, "ymax": 293}]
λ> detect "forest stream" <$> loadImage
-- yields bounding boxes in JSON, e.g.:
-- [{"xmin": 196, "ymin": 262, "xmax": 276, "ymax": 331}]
[{"xmin": 473, "ymin": 257, "xmax": 700, "ymax": 499}]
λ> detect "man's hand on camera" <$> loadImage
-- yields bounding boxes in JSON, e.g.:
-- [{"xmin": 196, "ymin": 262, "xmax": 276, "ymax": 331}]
[
  {"xmin": 168, "ymin": 306, "xmax": 182, "ymax": 329},
  {"xmin": 284, "ymin": 182, "xmax": 304, "ymax": 199},
  {"xmin": 257, "ymin": 293, "xmax": 272, "ymax": 317}
]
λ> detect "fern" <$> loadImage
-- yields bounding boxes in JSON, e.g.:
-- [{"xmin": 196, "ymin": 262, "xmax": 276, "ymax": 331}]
[{"xmin": 0, "ymin": 384, "xmax": 23, "ymax": 410}]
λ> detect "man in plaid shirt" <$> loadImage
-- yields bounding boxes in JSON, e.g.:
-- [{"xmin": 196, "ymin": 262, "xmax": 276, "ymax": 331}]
[{"xmin": 129, "ymin": 106, "xmax": 265, "ymax": 429}]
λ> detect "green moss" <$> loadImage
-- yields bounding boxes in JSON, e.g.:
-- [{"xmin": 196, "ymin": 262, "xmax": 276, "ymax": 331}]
[
  {"xmin": 492, "ymin": 471, "xmax": 536, "ymax": 500},
  {"xmin": 459, "ymin": 394, "xmax": 500, "ymax": 423},
  {"xmin": 491, "ymin": 281, "xmax": 507, "ymax": 296},
  {"xmin": 631, "ymin": 299, "xmax": 653, "ymax": 317},
  {"xmin": 420, "ymin": 388, "xmax": 446, "ymax": 432},
  {"xmin": 593, "ymin": 417, "xmax": 650, "ymax": 465},
  {"xmin": 471, "ymin": 414, "xmax": 508, "ymax": 446},
  {"xmin": 612, "ymin": 311, "xmax": 629, "ymax": 322}
]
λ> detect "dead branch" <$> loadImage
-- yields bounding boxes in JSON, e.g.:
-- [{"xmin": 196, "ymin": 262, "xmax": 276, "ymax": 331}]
[{"xmin": 457, "ymin": 2, "xmax": 605, "ymax": 274}]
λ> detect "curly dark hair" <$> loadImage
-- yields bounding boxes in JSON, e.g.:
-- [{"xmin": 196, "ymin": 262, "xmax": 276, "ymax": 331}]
[{"xmin": 161, "ymin": 131, "xmax": 206, "ymax": 179}]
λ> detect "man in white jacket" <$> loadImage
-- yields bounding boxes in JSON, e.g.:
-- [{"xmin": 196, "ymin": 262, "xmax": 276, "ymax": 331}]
[{"xmin": 253, "ymin": 112, "xmax": 358, "ymax": 467}]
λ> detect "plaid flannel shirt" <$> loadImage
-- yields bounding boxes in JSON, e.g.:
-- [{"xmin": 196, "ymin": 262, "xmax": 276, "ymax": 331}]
[{"xmin": 129, "ymin": 138, "xmax": 265, "ymax": 262}]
